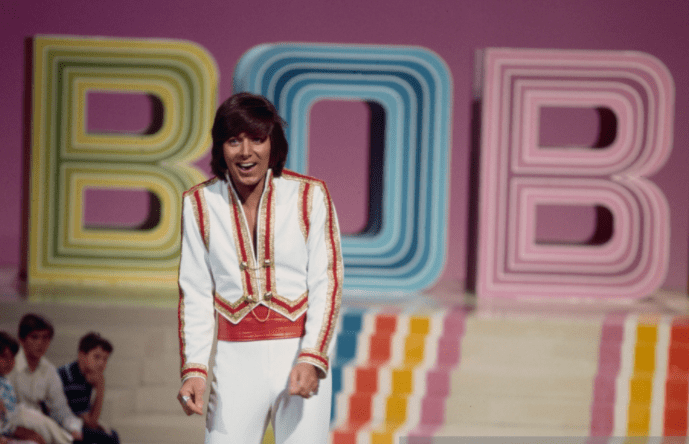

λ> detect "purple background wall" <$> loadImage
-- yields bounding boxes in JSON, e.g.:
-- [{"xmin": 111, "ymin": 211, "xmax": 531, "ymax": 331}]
[{"xmin": 1, "ymin": 0, "xmax": 687, "ymax": 293}]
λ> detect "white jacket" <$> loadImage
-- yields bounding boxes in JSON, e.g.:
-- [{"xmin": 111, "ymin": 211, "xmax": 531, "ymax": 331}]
[{"xmin": 178, "ymin": 169, "xmax": 343, "ymax": 380}]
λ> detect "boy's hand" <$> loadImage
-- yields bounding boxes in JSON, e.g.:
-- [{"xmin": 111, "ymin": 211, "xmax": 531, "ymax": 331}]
[
  {"xmin": 14, "ymin": 426, "xmax": 46, "ymax": 444},
  {"xmin": 81, "ymin": 413, "xmax": 101, "ymax": 430},
  {"xmin": 85, "ymin": 370, "xmax": 106, "ymax": 389}
]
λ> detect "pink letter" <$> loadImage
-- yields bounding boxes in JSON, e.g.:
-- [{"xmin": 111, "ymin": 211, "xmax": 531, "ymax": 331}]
[{"xmin": 477, "ymin": 48, "xmax": 674, "ymax": 299}]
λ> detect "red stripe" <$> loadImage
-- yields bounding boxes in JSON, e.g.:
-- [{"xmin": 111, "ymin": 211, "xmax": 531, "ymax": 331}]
[
  {"xmin": 301, "ymin": 352, "xmax": 328, "ymax": 366},
  {"xmin": 664, "ymin": 319, "xmax": 689, "ymax": 435},
  {"xmin": 264, "ymin": 184, "xmax": 273, "ymax": 292},
  {"xmin": 182, "ymin": 367, "xmax": 207, "ymax": 377},
  {"xmin": 320, "ymin": 186, "xmax": 339, "ymax": 353},
  {"xmin": 214, "ymin": 295, "xmax": 250, "ymax": 314},
  {"xmin": 193, "ymin": 191, "xmax": 206, "ymax": 244},
  {"xmin": 302, "ymin": 183, "xmax": 311, "ymax": 235},
  {"xmin": 178, "ymin": 287, "xmax": 185, "ymax": 368},
  {"xmin": 270, "ymin": 295, "xmax": 308, "ymax": 313},
  {"xmin": 284, "ymin": 170, "xmax": 326, "ymax": 190},
  {"xmin": 283, "ymin": 170, "xmax": 310, "ymax": 180}
]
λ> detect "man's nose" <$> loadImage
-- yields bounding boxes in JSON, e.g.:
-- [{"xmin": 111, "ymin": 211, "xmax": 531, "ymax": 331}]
[{"xmin": 239, "ymin": 138, "xmax": 251, "ymax": 155}]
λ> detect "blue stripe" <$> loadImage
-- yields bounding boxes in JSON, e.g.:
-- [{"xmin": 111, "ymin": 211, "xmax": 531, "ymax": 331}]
[{"xmin": 330, "ymin": 309, "xmax": 364, "ymax": 422}]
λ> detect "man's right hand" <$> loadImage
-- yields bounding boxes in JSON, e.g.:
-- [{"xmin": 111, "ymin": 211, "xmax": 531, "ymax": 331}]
[{"xmin": 178, "ymin": 377, "xmax": 206, "ymax": 415}]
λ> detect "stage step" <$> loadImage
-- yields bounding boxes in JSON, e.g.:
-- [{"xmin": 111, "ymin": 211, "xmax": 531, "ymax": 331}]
[
  {"xmin": 328, "ymin": 307, "xmax": 689, "ymax": 443},
  {"xmin": 2, "ymin": 297, "xmax": 688, "ymax": 443}
]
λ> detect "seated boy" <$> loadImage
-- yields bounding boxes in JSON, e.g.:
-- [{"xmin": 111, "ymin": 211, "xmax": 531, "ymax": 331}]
[
  {"xmin": 8, "ymin": 314, "xmax": 83, "ymax": 444},
  {"xmin": 1, "ymin": 330, "xmax": 43, "ymax": 444},
  {"xmin": 58, "ymin": 333, "xmax": 118, "ymax": 444}
]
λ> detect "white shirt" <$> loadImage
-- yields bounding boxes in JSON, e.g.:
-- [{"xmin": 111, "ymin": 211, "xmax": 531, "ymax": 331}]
[{"xmin": 8, "ymin": 349, "xmax": 83, "ymax": 434}]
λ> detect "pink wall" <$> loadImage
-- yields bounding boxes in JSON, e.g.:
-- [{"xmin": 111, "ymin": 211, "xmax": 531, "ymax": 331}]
[{"xmin": 1, "ymin": 0, "xmax": 687, "ymax": 292}]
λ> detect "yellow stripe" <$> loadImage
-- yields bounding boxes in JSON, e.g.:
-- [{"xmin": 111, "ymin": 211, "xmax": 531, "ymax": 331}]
[
  {"xmin": 626, "ymin": 318, "xmax": 658, "ymax": 436},
  {"xmin": 371, "ymin": 316, "xmax": 431, "ymax": 444}
]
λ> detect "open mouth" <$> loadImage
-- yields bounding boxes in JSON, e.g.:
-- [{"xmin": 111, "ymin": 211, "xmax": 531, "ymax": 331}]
[{"xmin": 238, "ymin": 163, "xmax": 256, "ymax": 171}]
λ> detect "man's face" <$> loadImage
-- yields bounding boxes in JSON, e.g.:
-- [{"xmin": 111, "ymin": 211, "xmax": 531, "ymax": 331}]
[
  {"xmin": 0, "ymin": 348, "xmax": 15, "ymax": 376},
  {"xmin": 223, "ymin": 133, "xmax": 271, "ymax": 197},
  {"xmin": 21, "ymin": 329, "xmax": 52, "ymax": 362},
  {"xmin": 79, "ymin": 346, "xmax": 110, "ymax": 375}
]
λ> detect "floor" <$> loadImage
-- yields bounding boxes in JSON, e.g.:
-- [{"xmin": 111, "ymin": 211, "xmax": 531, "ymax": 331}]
[{"xmin": 2, "ymin": 268, "xmax": 688, "ymax": 443}]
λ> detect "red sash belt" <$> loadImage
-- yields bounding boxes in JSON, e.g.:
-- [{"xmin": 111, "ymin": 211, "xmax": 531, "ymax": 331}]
[{"xmin": 217, "ymin": 305, "xmax": 306, "ymax": 342}]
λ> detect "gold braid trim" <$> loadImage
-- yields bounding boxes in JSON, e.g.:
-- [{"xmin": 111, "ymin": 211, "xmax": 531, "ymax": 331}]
[
  {"xmin": 214, "ymin": 293, "xmax": 254, "ymax": 324},
  {"xmin": 314, "ymin": 182, "xmax": 343, "ymax": 358},
  {"xmin": 177, "ymin": 286, "xmax": 188, "ymax": 372},
  {"xmin": 280, "ymin": 172, "xmax": 343, "ymax": 364},
  {"xmin": 228, "ymin": 185, "xmax": 259, "ymax": 300},
  {"xmin": 297, "ymin": 348, "xmax": 329, "ymax": 377},
  {"xmin": 297, "ymin": 182, "xmax": 310, "ymax": 242},
  {"xmin": 185, "ymin": 179, "xmax": 217, "ymax": 251},
  {"xmin": 258, "ymin": 180, "xmax": 276, "ymax": 301},
  {"xmin": 264, "ymin": 291, "xmax": 309, "ymax": 321},
  {"xmin": 181, "ymin": 363, "xmax": 208, "ymax": 381}
]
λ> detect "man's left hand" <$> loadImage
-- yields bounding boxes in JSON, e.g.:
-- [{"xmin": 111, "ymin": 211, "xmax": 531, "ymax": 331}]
[{"xmin": 288, "ymin": 363, "xmax": 319, "ymax": 398}]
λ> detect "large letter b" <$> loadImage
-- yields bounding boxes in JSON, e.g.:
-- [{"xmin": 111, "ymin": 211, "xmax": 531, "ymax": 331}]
[{"xmin": 477, "ymin": 48, "xmax": 675, "ymax": 299}]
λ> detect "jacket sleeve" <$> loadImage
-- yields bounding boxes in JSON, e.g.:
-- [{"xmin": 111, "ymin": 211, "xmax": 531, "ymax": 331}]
[
  {"xmin": 296, "ymin": 182, "xmax": 344, "ymax": 378},
  {"xmin": 178, "ymin": 190, "xmax": 216, "ymax": 382}
]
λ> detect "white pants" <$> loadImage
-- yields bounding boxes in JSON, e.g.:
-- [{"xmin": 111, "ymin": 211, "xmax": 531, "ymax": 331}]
[
  {"xmin": 205, "ymin": 337, "xmax": 331, "ymax": 444},
  {"xmin": 15, "ymin": 404, "xmax": 72, "ymax": 444}
]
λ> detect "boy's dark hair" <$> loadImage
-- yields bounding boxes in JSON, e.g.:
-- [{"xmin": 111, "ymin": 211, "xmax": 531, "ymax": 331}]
[
  {"xmin": 18, "ymin": 313, "xmax": 54, "ymax": 340},
  {"xmin": 78, "ymin": 332, "xmax": 113, "ymax": 354},
  {"xmin": 0, "ymin": 331, "xmax": 20, "ymax": 356}
]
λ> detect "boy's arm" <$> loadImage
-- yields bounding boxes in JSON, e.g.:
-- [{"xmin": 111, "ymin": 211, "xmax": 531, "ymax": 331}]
[
  {"xmin": 1, "ymin": 388, "xmax": 12, "ymax": 436},
  {"xmin": 13, "ymin": 426, "xmax": 47, "ymax": 444},
  {"xmin": 45, "ymin": 367, "xmax": 83, "ymax": 435},
  {"xmin": 81, "ymin": 372, "xmax": 105, "ymax": 428}
]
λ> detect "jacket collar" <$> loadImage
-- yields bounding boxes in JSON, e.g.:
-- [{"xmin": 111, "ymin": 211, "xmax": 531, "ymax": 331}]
[
  {"xmin": 14, "ymin": 348, "xmax": 47, "ymax": 374},
  {"xmin": 225, "ymin": 168, "xmax": 274, "ymax": 200}
]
